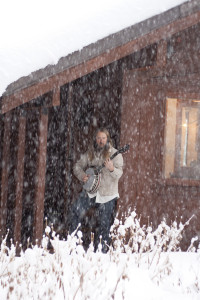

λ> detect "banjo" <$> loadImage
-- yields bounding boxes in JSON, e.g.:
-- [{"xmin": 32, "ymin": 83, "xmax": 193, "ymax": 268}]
[{"xmin": 83, "ymin": 144, "xmax": 129, "ymax": 194}]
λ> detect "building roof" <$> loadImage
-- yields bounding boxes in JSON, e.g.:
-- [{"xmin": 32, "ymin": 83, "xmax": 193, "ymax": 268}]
[{"xmin": 1, "ymin": 0, "xmax": 200, "ymax": 113}]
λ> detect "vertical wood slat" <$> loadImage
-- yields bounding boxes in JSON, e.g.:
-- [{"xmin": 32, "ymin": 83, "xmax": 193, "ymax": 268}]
[
  {"xmin": 119, "ymin": 71, "xmax": 142, "ymax": 217},
  {"xmin": 0, "ymin": 112, "xmax": 11, "ymax": 237},
  {"xmin": 33, "ymin": 108, "xmax": 49, "ymax": 243},
  {"xmin": 14, "ymin": 112, "xmax": 26, "ymax": 244},
  {"xmin": 134, "ymin": 80, "xmax": 155, "ymax": 221},
  {"xmin": 120, "ymin": 68, "xmax": 162, "ymax": 222},
  {"xmin": 65, "ymin": 84, "xmax": 73, "ymax": 206},
  {"xmin": 52, "ymin": 87, "xmax": 60, "ymax": 107},
  {"xmin": 156, "ymin": 39, "xmax": 167, "ymax": 68}
]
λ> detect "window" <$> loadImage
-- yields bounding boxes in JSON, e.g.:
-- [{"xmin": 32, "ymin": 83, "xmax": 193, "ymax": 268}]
[{"xmin": 164, "ymin": 97, "xmax": 200, "ymax": 180}]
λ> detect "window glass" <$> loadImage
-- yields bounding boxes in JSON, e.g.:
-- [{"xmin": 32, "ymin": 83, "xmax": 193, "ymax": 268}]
[{"xmin": 164, "ymin": 97, "xmax": 200, "ymax": 180}]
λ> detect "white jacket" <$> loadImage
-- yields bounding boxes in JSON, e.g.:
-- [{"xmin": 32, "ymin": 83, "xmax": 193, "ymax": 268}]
[{"xmin": 73, "ymin": 146, "xmax": 123, "ymax": 197}]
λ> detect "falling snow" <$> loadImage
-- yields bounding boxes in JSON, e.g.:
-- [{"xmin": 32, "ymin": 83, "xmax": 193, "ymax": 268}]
[{"xmin": 0, "ymin": 0, "xmax": 199, "ymax": 299}]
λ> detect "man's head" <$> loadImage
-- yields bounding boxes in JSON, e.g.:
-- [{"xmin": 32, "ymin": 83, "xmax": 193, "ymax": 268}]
[
  {"xmin": 94, "ymin": 128, "xmax": 112, "ymax": 151},
  {"xmin": 96, "ymin": 131, "xmax": 107, "ymax": 148},
  {"xmin": 88, "ymin": 128, "xmax": 112, "ymax": 160}
]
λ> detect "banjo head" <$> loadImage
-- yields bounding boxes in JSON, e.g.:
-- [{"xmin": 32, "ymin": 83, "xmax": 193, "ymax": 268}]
[{"xmin": 83, "ymin": 168, "xmax": 101, "ymax": 194}]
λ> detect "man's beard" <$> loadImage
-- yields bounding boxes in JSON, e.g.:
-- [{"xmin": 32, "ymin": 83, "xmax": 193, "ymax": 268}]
[{"xmin": 95, "ymin": 142, "xmax": 109, "ymax": 152}]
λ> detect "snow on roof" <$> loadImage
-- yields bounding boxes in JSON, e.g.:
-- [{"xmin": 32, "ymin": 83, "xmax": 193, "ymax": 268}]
[{"xmin": 0, "ymin": 0, "xmax": 187, "ymax": 96}]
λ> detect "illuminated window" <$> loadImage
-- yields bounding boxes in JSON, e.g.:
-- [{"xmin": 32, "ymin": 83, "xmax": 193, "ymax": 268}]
[{"xmin": 164, "ymin": 97, "xmax": 200, "ymax": 180}]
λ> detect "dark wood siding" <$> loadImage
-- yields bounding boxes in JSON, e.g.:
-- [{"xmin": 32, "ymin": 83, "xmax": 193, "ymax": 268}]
[
  {"xmin": 21, "ymin": 110, "xmax": 40, "ymax": 246},
  {"xmin": 44, "ymin": 89, "xmax": 69, "ymax": 235},
  {"xmin": 120, "ymin": 23, "xmax": 200, "ymax": 250},
  {"xmin": 6, "ymin": 111, "xmax": 19, "ymax": 244}
]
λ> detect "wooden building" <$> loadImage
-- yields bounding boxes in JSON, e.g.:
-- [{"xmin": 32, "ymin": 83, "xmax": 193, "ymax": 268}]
[{"xmin": 1, "ymin": 0, "xmax": 200, "ymax": 249}]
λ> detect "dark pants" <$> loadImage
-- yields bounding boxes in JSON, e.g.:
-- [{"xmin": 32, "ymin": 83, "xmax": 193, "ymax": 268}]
[
  {"xmin": 67, "ymin": 190, "xmax": 117, "ymax": 252},
  {"xmin": 95, "ymin": 199, "xmax": 117, "ymax": 252}
]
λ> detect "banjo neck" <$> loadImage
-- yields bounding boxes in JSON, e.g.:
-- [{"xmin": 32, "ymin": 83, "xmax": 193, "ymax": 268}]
[{"xmin": 96, "ymin": 144, "xmax": 129, "ymax": 172}]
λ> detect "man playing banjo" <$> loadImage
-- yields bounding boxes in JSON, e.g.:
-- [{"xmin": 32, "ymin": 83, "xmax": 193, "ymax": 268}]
[{"xmin": 69, "ymin": 127, "xmax": 123, "ymax": 252}]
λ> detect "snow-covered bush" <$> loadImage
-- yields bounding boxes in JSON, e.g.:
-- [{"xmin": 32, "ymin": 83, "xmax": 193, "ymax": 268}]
[
  {"xmin": 110, "ymin": 211, "xmax": 193, "ymax": 255},
  {"xmin": 0, "ymin": 210, "xmax": 199, "ymax": 300}
]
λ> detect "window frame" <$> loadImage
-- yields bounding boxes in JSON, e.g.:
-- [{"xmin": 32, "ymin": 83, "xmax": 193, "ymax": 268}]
[{"xmin": 163, "ymin": 92, "xmax": 200, "ymax": 186}]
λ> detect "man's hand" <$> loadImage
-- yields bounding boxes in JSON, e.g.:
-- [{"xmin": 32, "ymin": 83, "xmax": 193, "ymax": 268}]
[
  {"xmin": 82, "ymin": 174, "xmax": 89, "ymax": 182},
  {"xmin": 104, "ymin": 158, "xmax": 114, "ymax": 172}
]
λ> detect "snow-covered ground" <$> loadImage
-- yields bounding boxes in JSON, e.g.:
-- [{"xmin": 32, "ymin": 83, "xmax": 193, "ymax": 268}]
[
  {"xmin": 1, "ymin": 211, "xmax": 200, "ymax": 300},
  {"xmin": 0, "ymin": 0, "xmax": 187, "ymax": 96}
]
